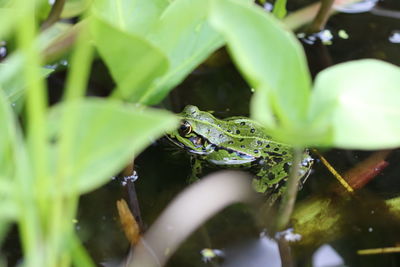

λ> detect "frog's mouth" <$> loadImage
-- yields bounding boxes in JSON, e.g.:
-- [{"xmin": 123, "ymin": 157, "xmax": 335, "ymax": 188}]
[{"xmin": 165, "ymin": 133, "xmax": 212, "ymax": 155}]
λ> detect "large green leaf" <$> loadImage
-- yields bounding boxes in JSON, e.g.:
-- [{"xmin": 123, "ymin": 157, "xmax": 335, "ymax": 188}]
[
  {"xmin": 49, "ymin": 98, "xmax": 178, "ymax": 193},
  {"xmin": 90, "ymin": 16, "xmax": 169, "ymax": 101},
  {"xmin": 91, "ymin": 0, "xmax": 223, "ymax": 105},
  {"xmin": 92, "ymin": 0, "xmax": 169, "ymax": 35},
  {"xmin": 209, "ymin": 0, "xmax": 311, "ymax": 128},
  {"xmin": 309, "ymin": 59, "xmax": 400, "ymax": 149},
  {"xmin": 139, "ymin": 0, "xmax": 224, "ymax": 104}
]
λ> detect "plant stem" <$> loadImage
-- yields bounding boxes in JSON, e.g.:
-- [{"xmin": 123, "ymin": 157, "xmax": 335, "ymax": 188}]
[
  {"xmin": 273, "ymin": 0, "xmax": 287, "ymax": 19},
  {"xmin": 283, "ymin": 0, "xmax": 360, "ymax": 31},
  {"xmin": 42, "ymin": 21, "xmax": 84, "ymax": 63},
  {"xmin": 15, "ymin": 1, "xmax": 48, "ymax": 266},
  {"xmin": 275, "ymin": 148, "xmax": 303, "ymax": 231},
  {"xmin": 41, "ymin": 0, "xmax": 67, "ymax": 31},
  {"xmin": 50, "ymin": 14, "xmax": 94, "ymax": 267},
  {"xmin": 277, "ymin": 238, "xmax": 293, "ymax": 267},
  {"xmin": 307, "ymin": 0, "xmax": 335, "ymax": 33}
]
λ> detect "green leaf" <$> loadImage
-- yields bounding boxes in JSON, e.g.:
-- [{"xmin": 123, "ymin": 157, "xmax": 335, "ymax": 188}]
[
  {"xmin": 209, "ymin": 0, "xmax": 311, "ymax": 128},
  {"xmin": 0, "ymin": 8, "xmax": 18, "ymax": 39},
  {"xmin": 90, "ymin": 16, "xmax": 169, "ymax": 101},
  {"xmin": 92, "ymin": 0, "xmax": 169, "ymax": 35},
  {"xmin": 49, "ymin": 98, "xmax": 178, "ymax": 193},
  {"xmin": 91, "ymin": 0, "xmax": 223, "ymax": 105},
  {"xmin": 0, "ymin": 219, "xmax": 12, "ymax": 246},
  {"xmin": 61, "ymin": 0, "xmax": 92, "ymax": 18},
  {"xmin": 140, "ymin": 0, "xmax": 224, "ymax": 104},
  {"xmin": 250, "ymin": 89, "xmax": 276, "ymax": 128},
  {"xmin": 309, "ymin": 59, "xmax": 400, "ymax": 149},
  {"xmin": 38, "ymin": 22, "xmax": 73, "ymax": 49}
]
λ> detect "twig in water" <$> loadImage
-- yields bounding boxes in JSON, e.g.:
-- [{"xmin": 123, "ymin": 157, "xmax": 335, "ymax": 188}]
[{"xmin": 307, "ymin": 0, "xmax": 335, "ymax": 33}]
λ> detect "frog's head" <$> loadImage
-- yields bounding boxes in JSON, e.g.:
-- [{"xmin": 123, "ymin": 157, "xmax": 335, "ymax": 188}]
[{"xmin": 166, "ymin": 105, "xmax": 213, "ymax": 155}]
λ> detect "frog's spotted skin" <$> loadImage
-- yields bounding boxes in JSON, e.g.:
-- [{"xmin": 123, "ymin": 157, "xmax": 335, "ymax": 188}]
[{"xmin": 167, "ymin": 105, "xmax": 313, "ymax": 193}]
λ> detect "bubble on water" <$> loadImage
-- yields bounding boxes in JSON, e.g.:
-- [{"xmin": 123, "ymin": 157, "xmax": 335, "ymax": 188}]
[
  {"xmin": 297, "ymin": 32, "xmax": 306, "ymax": 38},
  {"xmin": 120, "ymin": 171, "xmax": 139, "ymax": 186},
  {"xmin": 275, "ymin": 228, "xmax": 302, "ymax": 242},
  {"xmin": 389, "ymin": 30, "xmax": 400, "ymax": 43},
  {"xmin": 0, "ymin": 47, "xmax": 6, "ymax": 58},
  {"xmin": 45, "ymin": 64, "xmax": 58, "ymax": 70},
  {"xmin": 299, "ymin": 29, "xmax": 333, "ymax": 45},
  {"xmin": 338, "ymin": 29, "xmax": 349, "ymax": 39},
  {"xmin": 263, "ymin": 3, "xmax": 273, "ymax": 12},
  {"xmin": 313, "ymin": 244, "xmax": 344, "ymax": 267},
  {"xmin": 319, "ymin": 29, "xmax": 333, "ymax": 45},
  {"xmin": 201, "ymin": 248, "xmax": 225, "ymax": 262}
]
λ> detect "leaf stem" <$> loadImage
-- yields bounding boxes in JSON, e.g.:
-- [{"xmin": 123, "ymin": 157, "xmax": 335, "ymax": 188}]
[
  {"xmin": 41, "ymin": 0, "xmax": 67, "ymax": 31},
  {"xmin": 307, "ymin": 0, "xmax": 335, "ymax": 33},
  {"xmin": 273, "ymin": 0, "xmax": 287, "ymax": 19},
  {"xmin": 50, "ymin": 14, "xmax": 94, "ymax": 267},
  {"xmin": 275, "ymin": 147, "xmax": 303, "ymax": 231}
]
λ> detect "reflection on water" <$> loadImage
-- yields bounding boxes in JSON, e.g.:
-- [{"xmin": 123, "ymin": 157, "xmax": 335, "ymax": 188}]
[
  {"xmin": 388, "ymin": 30, "xmax": 400, "ymax": 43},
  {"xmin": 312, "ymin": 244, "xmax": 345, "ymax": 267},
  {"xmin": 335, "ymin": 0, "xmax": 378, "ymax": 14}
]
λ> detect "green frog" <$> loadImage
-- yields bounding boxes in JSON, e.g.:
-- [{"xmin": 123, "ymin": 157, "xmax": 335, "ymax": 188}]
[{"xmin": 167, "ymin": 105, "xmax": 313, "ymax": 194}]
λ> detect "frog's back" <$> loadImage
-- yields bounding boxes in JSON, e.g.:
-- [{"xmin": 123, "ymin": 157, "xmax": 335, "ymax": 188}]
[
  {"xmin": 222, "ymin": 116, "xmax": 271, "ymax": 140},
  {"xmin": 220, "ymin": 116, "xmax": 291, "ymax": 158},
  {"xmin": 180, "ymin": 105, "xmax": 291, "ymax": 159}
]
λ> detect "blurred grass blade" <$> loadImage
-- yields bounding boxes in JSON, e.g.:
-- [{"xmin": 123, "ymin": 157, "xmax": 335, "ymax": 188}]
[
  {"xmin": 90, "ymin": 15, "xmax": 169, "ymax": 101},
  {"xmin": 70, "ymin": 233, "xmax": 95, "ymax": 267},
  {"xmin": 210, "ymin": 0, "xmax": 311, "ymax": 129},
  {"xmin": 48, "ymin": 98, "xmax": 178, "ymax": 193},
  {"xmin": 309, "ymin": 59, "xmax": 400, "ymax": 149},
  {"xmin": 0, "ymin": 76, "xmax": 25, "ymax": 255},
  {"xmin": 0, "ymin": 88, "xmax": 18, "ymax": 178}
]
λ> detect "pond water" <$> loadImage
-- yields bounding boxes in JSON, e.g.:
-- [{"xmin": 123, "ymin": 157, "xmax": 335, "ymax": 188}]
[{"xmin": 3, "ymin": 0, "xmax": 400, "ymax": 266}]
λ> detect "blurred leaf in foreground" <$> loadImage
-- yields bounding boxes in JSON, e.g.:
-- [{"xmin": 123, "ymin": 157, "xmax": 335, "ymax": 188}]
[
  {"xmin": 309, "ymin": 59, "xmax": 400, "ymax": 149},
  {"xmin": 48, "ymin": 98, "xmax": 178, "ymax": 193}
]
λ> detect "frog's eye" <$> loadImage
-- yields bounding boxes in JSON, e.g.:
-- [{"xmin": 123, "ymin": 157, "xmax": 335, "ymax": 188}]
[{"xmin": 178, "ymin": 121, "xmax": 192, "ymax": 136}]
